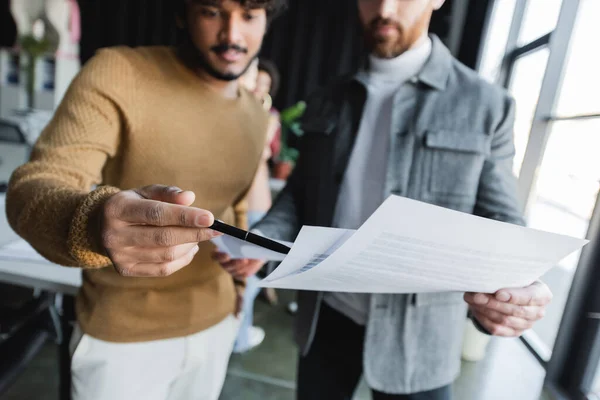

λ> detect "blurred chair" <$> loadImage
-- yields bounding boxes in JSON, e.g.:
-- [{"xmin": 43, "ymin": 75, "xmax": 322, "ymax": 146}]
[{"xmin": 0, "ymin": 287, "xmax": 58, "ymax": 396}]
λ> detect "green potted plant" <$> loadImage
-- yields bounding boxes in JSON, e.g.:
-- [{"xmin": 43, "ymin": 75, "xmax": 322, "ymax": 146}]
[
  {"xmin": 273, "ymin": 100, "xmax": 306, "ymax": 180},
  {"xmin": 19, "ymin": 31, "xmax": 51, "ymax": 109}
]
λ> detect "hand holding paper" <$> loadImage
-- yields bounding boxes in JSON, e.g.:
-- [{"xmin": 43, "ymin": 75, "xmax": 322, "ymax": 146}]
[
  {"xmin": 465, "ymin": 280, "xmax": 553, "ymax": 337},
  {"xmin": 211, "ymin": 234, "xmax": 293, "ymax": 278},
  {"xmin": 212, "ymin": 250, "xmax": 265, "ymax": 279}
]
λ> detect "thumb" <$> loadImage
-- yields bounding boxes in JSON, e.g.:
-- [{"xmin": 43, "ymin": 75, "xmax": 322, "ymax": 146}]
[{"xmin": 136, "ymin": 185, "xmax": 196, "ymax": 206}]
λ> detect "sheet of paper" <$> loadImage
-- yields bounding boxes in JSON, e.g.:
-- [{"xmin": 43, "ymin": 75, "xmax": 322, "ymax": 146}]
[
  {"xmin": 211, "ymin": 235, "xmax": 293, "ymax": 261},
  {"xmin": 261, "ymin": 226, "xmax": 354, "ymax": 281},
  {"xmin": 260, "ymin": 195, "xmax": 589, "ymax": 293}
]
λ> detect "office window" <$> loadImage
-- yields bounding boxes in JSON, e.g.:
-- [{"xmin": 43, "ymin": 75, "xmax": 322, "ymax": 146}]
[
  {"xmin": 478, "ymin": 0, "xmax": 517, "ymax": 83},
  {"xmin": 519, "ymin": 0, "xmax": 564, "ymax": 44},
  {"xmin": 478, "ymin": 0, "xmax": 600, "ymax": 394},
  {"xmin": 507, "ymin": 48, "xmax": 549, "ymax": 176},
  {"xmin": 523, "ymin": 0, "xmax": 599, "ymax": 350},
  {"xmin": 554, "ymin": 0, "xmax": 600, "ymax": 117},
  {"xmin": 525, "ymin": 118, "xmax": 600, "ymax": 349},
  {"xmin": 553, "ymin": 1, "xmax": 600, "ymax": 394}
]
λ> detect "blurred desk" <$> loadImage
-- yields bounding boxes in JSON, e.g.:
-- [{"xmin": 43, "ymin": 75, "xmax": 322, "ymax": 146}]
[
  {"xmin": 0, "ymin": 196, "xmax": 81, "ymax": 294},
  {"xmin": 0, "ymin": 242, "xmax": 81, "ymax": 296},
  {"xmin": 2, "ymin": 109, "xmax": 53, "ymax": 146}
]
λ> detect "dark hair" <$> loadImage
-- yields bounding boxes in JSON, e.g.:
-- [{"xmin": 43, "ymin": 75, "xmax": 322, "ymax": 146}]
[
  {"xmin": 175, "ymin": 0, "xmax": 287, "ymax": 23},
  {"xmin": 257, "ymin": 59, "xmax": 280, "ymax": 98}
]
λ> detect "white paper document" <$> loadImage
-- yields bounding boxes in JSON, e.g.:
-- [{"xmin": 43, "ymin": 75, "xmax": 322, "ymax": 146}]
[{"xmin": 258, "ymin": 195, "xmax": 588, "ymax": 294}]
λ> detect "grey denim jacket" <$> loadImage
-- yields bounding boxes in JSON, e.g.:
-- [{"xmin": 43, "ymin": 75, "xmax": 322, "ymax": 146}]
[{"xmin": 255, "ymin": 35, "xmax": 524, "ymax": 394}]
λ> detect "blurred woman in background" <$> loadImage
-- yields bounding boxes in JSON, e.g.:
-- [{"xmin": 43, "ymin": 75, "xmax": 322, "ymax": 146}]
[{"xmin": 234, "ymin": 58, "xmax": 281, "ymax": 353}]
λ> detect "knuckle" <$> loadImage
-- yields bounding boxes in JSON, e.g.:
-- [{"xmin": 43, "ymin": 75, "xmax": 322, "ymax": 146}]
[
  {"xmin": 179, "ymin": 211, "xmax": 189, "ymax": 226},
  {"xmin": 157, "ymin": 264, "xmax": 173, "ymax": 277},
  {"xmin": 163, "ymin": 248, "xmax": 177, "ymax": 262},
  {"xmin": 116, "ymin": 265, "xmax": 132, "ymax": 277},
  {"xmin": 526, "ymin": 294, "xmax": 534, "ymax": 305},
  {"xmin": 486, "ymin": 303, "xmax": 499, "ymax": 313},
  {"xmin": 485, "ymin": 311, "xmax": 498, "ymax": 322},
  {"xmin": 145, "ymin": 205, "xmax": 164, "ymax": 225},
  {"xmin": 154, "ymin": 229, "xmax": 174, "ymax": 246},
  {"xmin": 487, "ymin": 299, "xmax": 499, "ymax": 310},
  {"xmin": 491, "ymin": 314, "xmax": 503, "ymax": 325},
  {"xmin": 196, "ymin": 229, "xmax": 212, "ymax": 242}
]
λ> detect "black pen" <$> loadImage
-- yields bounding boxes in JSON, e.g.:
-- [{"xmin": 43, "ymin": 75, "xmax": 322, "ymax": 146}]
[{"xmin": 210, "ymin": 220, "xmax": 291, "ymax": 255}]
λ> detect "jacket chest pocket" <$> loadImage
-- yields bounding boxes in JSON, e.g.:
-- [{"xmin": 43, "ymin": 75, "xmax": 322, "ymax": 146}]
[{"xmin": 423, "ymin": 130, "xmax": 490, "ymax": 199}]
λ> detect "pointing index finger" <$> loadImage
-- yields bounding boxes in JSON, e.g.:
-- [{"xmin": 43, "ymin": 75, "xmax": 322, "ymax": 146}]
[{"xmin": 119, "ymin": 199, "xmax": 215, "ymax": 228}]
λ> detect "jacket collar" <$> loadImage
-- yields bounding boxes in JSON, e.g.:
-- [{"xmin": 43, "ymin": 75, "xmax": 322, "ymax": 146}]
[{"xmin": 416, "ymin": 34, "xmax": 452, "ymax": 90}]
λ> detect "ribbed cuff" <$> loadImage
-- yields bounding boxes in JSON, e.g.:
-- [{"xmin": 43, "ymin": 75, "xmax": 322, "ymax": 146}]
[{"xmin": 67, "ymin": 185, "xmax": 121, "ymax": 268}]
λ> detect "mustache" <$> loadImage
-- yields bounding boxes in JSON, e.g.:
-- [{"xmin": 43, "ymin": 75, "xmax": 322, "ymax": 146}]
[
  {"xmin": 368, "ymin": 16, "xmax": 401, "ymax": 32},
  {"xmin": 210, "ymin": 43, "xmax": 248, "ymax": 54}
]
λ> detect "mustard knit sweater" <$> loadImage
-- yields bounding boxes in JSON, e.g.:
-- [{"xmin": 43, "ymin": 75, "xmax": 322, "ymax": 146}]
[{"xmin": 6, "ymin": 46, "xmax": 268, "ymax": 342}]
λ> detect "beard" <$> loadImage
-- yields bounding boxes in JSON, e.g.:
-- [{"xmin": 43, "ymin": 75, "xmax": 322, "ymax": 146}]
[
  {"xmin": 363, "ymin": 18, "xmax": 408, "ymax": 59},
  {"xmin": 363, "ymin": 16, "xmax": 429, "ymax": 59},
  {"xmin": 367, "ymin": 35, "xmax": 409, "ymax": 59},
  {"xmin": 178, "ymin": 32, "xmax": 259, "ymax": 81}
]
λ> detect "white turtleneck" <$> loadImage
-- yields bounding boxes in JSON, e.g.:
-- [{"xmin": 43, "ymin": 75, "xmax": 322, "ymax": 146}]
[{"xmin": 324, "ymin": 36, "xmax": 433, "ymax": 326}]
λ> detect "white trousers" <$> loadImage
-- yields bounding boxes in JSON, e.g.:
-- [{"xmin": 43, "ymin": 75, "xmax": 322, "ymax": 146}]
[{"xmin": 70, "ymin": 315, "xmax": 240, "ymax": 400}]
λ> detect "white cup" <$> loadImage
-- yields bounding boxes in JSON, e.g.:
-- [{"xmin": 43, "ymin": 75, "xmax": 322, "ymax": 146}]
[{"xmin": 461, "ymin": 318, "xmax": 492, "ymax": 362}]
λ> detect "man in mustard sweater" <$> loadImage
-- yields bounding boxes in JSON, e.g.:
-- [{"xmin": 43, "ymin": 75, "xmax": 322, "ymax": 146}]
[{"xmin": 6, "ymin": 0, "xmax": 285, "ymax": 399}]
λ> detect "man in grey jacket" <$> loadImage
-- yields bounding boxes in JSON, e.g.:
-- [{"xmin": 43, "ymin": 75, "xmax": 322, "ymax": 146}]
[{"xmin": 215, "ymin": 0, "xmax": 552, "ymax": 398}]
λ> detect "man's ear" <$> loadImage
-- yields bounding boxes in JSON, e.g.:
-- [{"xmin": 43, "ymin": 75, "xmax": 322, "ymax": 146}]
[{"xmin": 432, "ymin": 0, "xmax": 446, "ymax": 11}]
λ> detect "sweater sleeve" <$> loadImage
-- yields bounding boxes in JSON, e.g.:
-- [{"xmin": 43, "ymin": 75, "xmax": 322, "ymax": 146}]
[{"xmin": 6, "ymin": 47, "xmax": 136, "ymax": 268}]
